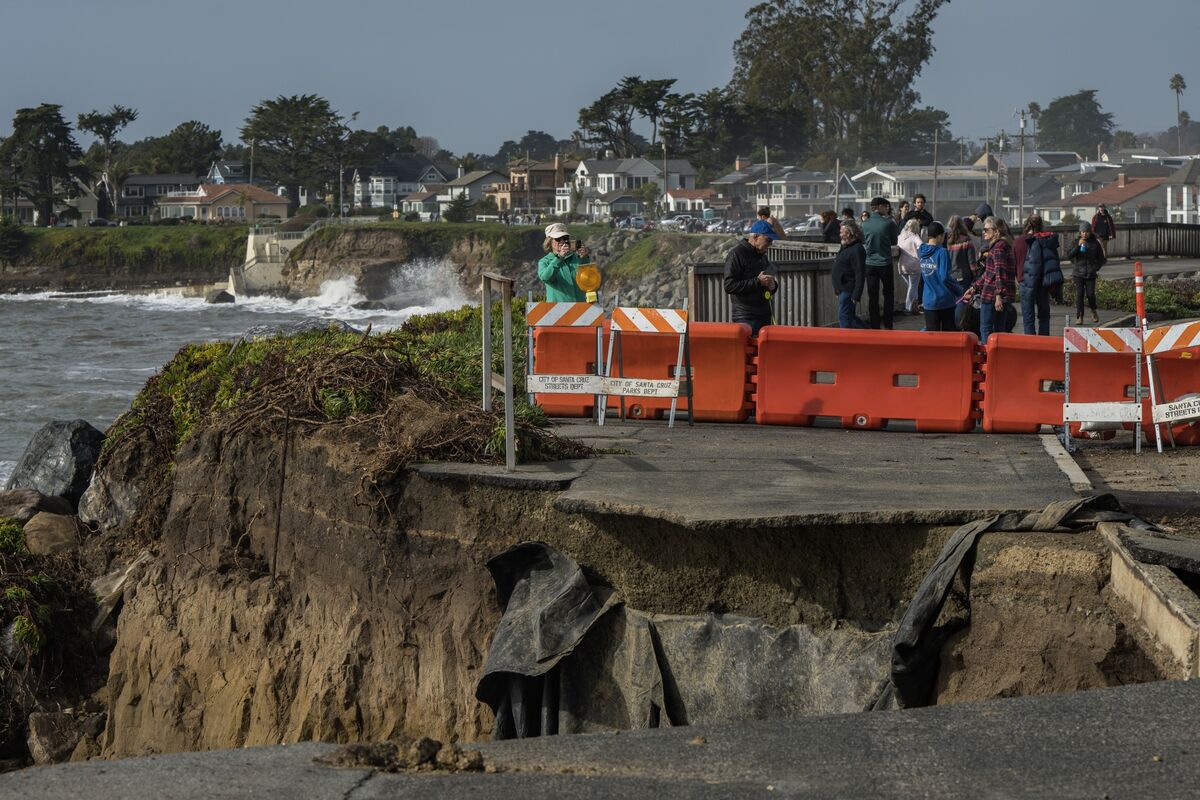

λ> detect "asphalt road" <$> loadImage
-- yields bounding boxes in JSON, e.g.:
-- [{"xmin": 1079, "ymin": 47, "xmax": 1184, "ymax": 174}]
[{"xmin": 5, "ymin": 680, "xmax": 1199, "ymax": 799}]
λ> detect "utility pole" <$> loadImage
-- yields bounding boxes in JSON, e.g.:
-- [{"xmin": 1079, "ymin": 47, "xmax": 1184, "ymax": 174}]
[
  {"xmin": 525, "ymin": 150, "xmax": 530, "ymax": 213},
  {"xmin": 834, "ymin": 157, "xmax": 841, "ymax": 212},
  {"xmin": 661, "ymin": 141, "xmax": 668, "ymax": 218},
  {"xmin": 1018, "ymin": 110, "xmax": 1027, "ymax": 224},
  {"xmin": 960, "ymin": 137, "xmax": 965, "ymax": 165},
  {"xmin": 984, "ymin": 139, "xmax": 991, "ymax": 211},
  {"xmin": 932, "ymin": 125, "xmax": 940, "ymax": 219},
  {"xmin": 763, "ymin": 145, "xmax": 770, "ymax": 214}
]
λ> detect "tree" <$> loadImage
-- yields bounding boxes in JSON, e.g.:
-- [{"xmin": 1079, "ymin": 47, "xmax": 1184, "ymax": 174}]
[
  {"xmin": 443, "ymin": 191, "xmax": 471, "ymax": 222},
  {"xmin": 633, "ymin": 181, "xmax": 660, "ymax": 215},
  {"xmin": 414, "ymin": 136, "xmax": 441, "ymax": 159},
  {"xmin": 731, "ymin": 0, "xmax": 949, "ymax": 161},
  {"xmin": 240, "ymin": 94, "xmax": 346, "ymax": 212},
  {"xmin": 152, "ymin": 120, "xmax": 223, "ymax": 175},
  {"xmin": 1035, "ymin": 90, "xmax": 1114, "ymax": 157},
  {"xmin": 621, "ymin": 77, "xmax": 676, "ymax": 146},
  {"xmin": 578, "ymin": 87, "xmax": 639, "ymax": 156},
  {"xmin": 345, "ymin": 125, "xmax": 418, "ymax": 170},
  {"xmin": 0, "ymin": 104, "xmax": 87, "ymax": 225},
  {"xmin": 77, "ymin": 104, "xmax": 137, "ymax": 217},
  {"xmin": 1170, "ymin": 74, "xmax": 1187, "ymax": 154},
  {"xmin": 1111, "ymin": 130, "xmax": 1139, "ymax": 150}
]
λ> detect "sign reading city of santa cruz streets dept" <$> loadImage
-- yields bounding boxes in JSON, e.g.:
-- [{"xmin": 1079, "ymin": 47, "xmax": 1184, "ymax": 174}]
[{"xmin": 1152, "ymin": 395, "xmax": 1200, "ymax": 425}]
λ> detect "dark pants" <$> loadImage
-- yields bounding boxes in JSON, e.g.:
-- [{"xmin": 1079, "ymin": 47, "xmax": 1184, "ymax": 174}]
[
  {"xmin": 735, "ymin": 317, "xmax": 769, "ymax": 336},
  {"xmin": 1074, "ymin": 277, "xmax": 1097, "ymax": 318},
  {"xmin": 865, "ymin": 267, "xmax": 894, "ymax": 329},
  {"xmin": 1021, "ymin": 283, "xmax": 1052, "ymax": 336},
  {"xmin": 838, "ymin": 292, "xmax": 866, "ymax": 328},
  {"xmin": 979, "ymin": 301, "xmax": 1011, "ymax": 344},
  {"xmin": 924, "ymin": 306, "xmax": 957, "ymax": 331}
]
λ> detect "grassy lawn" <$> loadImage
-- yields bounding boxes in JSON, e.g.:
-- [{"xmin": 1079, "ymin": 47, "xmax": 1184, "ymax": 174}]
[{"xmin": 19, "ymin": 225, "xmax": 248, "ymax": 269}]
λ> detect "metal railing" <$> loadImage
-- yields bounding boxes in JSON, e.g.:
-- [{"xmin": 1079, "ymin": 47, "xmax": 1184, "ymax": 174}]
[
  {"xmin": 688, "ymin": 257, "xmax": 839, "ymax": 327},
  {"xmin": 1048, "ymin": 222, "xmax": 1200, "ymax": 259}
]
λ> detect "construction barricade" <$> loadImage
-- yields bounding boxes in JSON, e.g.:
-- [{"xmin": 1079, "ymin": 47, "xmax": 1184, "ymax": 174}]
[
  {"xmin": 1143, "ymin": 322, "xmax": 1200, "ymax": 448},
  {"xmin": 602, "ymin": 307, "xmax": 691, "ymax": 428},
  {"xmin": 979, "ymin": 334, "xmax": 1065, "ymax": 433},
  {"xmin": 526, "ymin": 301, "xmax": 607, "ymax": 419},
  {"xmin": 752, "ymin": 328, "xmax": 982, "ymax": 432},
  {"xmin": 604, "ymin": 322, "xmax": 756, "ymax": 423},
  {"xmin": 1062, "ymin": 326, "xmax": 1144, "ymax": 453}
]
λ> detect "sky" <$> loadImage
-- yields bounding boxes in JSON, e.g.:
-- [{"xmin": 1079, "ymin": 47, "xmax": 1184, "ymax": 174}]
[{"xmin": 0, "ymin": 0, "xmax": 1195, "ymax": 157}]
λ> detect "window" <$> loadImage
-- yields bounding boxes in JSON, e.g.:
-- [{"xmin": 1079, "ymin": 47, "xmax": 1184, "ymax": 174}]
[
  {"xmin": 870, "ymin": 182, "xmax": 884, "ymax": 197},
  {"xmin": 123, "ymin": 185, "xmax": 144, "ymax": 198}
]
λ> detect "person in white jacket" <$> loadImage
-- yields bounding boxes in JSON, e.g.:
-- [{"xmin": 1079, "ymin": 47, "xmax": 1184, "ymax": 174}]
[{"xmin": 897, "ymin": 218, "xmax": 923, "ymax": 314}]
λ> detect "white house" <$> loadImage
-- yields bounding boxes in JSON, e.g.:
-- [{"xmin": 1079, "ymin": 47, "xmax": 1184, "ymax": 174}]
[
  {"xmin": 351, "ymin": 155, "xmax": 448, "ymax": 210},
  {"xmin": 1165, "ymin": 161, "xmax": 1200, "ymax": 224},
  {"xmin": 664, "ymin": 188, "xmax": 715, "ymax": 214},
  {"xmin": 565, "ymin": 157, "xmax": 698, "ymax": 219},
  {"xmin": 436, "ymin": 169, "xmax": 506, "ymax": 215},
  {"xmin": 852, "ymin": 165, "xmax": 990, "ymax": 219}
]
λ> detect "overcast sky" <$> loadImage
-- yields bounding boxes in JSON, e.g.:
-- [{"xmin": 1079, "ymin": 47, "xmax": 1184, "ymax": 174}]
[{"xmin": 1, "ymin": 0, "xmax": 1194, "ymax": 156}]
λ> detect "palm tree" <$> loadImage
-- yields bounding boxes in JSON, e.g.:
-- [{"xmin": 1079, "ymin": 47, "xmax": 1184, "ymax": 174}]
[{"xmin": 1170, "ymin": 74, "xmax": 1187, "ymax": 153}]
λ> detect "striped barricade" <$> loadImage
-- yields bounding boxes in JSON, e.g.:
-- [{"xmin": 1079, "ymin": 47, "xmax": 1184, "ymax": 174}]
[
  {"xmin": 525, "ymin": 302, "xmax": 607, "ymax": 419},
  {"xmin": 602, "ymin": 306, "xmax": 691, "ymax": 428},
  {"xmin": 1143, "ymin": 321, "xmax": 1200, "ymax": 443},
  {"xmin": 1062, "ymin": 326, "xmax": 1144, "ymax": 453}
]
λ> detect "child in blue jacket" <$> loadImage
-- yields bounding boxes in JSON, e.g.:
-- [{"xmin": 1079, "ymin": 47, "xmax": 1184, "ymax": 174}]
[{"xmin": 917, "ymin": 221, "xmax": 961, "ymax": 332}]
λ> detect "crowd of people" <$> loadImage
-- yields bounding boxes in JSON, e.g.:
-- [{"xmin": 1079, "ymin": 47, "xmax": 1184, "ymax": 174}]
[{"xmin": 741, "ymin": 195, "xmax": 1113, "ymax": 343}]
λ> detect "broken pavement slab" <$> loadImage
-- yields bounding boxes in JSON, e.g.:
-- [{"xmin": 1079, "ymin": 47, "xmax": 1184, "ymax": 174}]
[{"xmin": 549, "ymin": 422, "xmax": 1078, "ymax": 528}]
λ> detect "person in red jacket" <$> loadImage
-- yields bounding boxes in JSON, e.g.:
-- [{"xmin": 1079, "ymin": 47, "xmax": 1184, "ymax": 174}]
[{"xmin": 1091, "ymin": 204, "xmax": 1117, "ymax": 255}]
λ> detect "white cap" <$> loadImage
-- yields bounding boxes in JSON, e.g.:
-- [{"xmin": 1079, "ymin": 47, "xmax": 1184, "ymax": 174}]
[{"xmin": 545, "ymin": 222, "xmax": 569, "ymax": 239}]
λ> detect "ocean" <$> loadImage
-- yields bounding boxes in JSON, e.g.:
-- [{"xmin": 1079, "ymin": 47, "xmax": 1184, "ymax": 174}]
[{"xmin": 0, "ymin": 259, "xmax": 470, "ymax": 486}]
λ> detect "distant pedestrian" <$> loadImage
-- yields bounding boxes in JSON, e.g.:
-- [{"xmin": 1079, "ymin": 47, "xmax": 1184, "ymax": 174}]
[
  {"xmin": 832, "ymin": 219, "xmax": 867, "ymax": 328},
  {"xmin": 1018, "ymin": 214, "xmax": 1063, "ymax": 336},
  {"xmin": 724, "ymin": 219, "xmax": 779, "ymax": 335},
  {"xmin": 897, "ymin": 218, "xmax": 923, "ymax": 315},
  {"xmin": 861, "ymin": 197, "xmax": 900, "ymax": 329},
  {"xmin": 903, "ymin": 193, "xmax": 934, "ymax": 229},
  {"xmin": 896, "ymin": 200, "xmax": 911, "ymax": 225},
  {"xmin": 860, "ymin": 210, "xmax": 870, "ymax": 223},
  {"xmin": 1069, "ymin": 221, "xmax": 1106, "ymax": 325},
  {"xmin": 962, "ymin": 216, "xmax": 1016, "ymax": 344},
  {"xmin": 842, "ymin": 207, "xmax": 856, "ymax": 224},
  {"xmin": 918, "ymin": 222, "xmax": 960, "ymax": 332},
  {"xmin": 1091, "ymin": 204, "xmax": 1117, "ymax": 255},
  {"xmin": 945, "ymin": 215, "xmax": 978, "ymax": 286},
  {"xmin": 820, "ymin": 210, "xmax": 840, "ymax": 243},
  {"xmin": 757, "ymin": 206, "xmax": 787, "ymax": 240}
]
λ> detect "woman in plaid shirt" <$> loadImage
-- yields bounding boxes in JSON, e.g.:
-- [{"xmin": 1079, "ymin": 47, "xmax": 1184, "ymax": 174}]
[{"xmin": 962, "ymin": 217, "xmax": 1016, "ymax": 344}]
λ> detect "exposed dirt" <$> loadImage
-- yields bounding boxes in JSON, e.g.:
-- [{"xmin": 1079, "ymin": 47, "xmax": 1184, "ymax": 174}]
[{"xmin": 933, "ymin": 532, "xmax": 1169, "ymax": 703}]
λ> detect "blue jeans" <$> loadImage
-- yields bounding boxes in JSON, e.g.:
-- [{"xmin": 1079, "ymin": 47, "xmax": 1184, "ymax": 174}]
[
  {"xmin": 735, "ymin": 317, "xmax": 769, "ymax": 336},
  {"xmin": 1021, "ymin": 284, "xmax": 1051, "ymax": 336},
  {"xmin": 838, "ymin": 292, "xmax": 866, "ymax": 328},
  {"xmin": 979, "ymin": 301, "xmax": 1011, "ymax": 344}
]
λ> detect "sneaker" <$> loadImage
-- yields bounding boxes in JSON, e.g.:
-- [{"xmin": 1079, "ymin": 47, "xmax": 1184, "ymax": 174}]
[
  {"xmin": 1075, "ymin": 314, "xmax": 1083, "ymax": 326},
  {"xmin": 1091, "ymin": 309, "xmax": 1100, "ymax": 323}
]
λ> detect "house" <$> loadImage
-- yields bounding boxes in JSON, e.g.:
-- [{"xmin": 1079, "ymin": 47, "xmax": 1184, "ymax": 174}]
[
  {"xmin": 1036, "ymin": 173, "xmax": 1168, "ymax": 225},
  {"xmin": 852, "ymin": 165, "xmax": 991, "ymax": 219},
  {"xmin": 205, "ymin": 160, "xmax": 250, "ymax": 184},
  {"xmin": 351, "ymin": 155, "xmax": 448, "ymax": 210},
  {"xmin": 1102, "ymin": 146, "xmax": 1172, "ymax": 165},
  {"xmin": 664, "ymin": 188, "xmax": 716, "ymax": 214},
  {"xmin": 590, "ymin": 190, "xmax": 645, "ymax": 219},
  {"xmin": 156, "ymin": 183, "xmax": 290, "ymax": 222},
  {"xmin": 490, "ymin": 156, "xmax": 580, "ymax": 213},
  {"xmin": 436, "ymin": 169, "xmax": 506, "ymax": 215},
  {"xmin": 399, "ymin": 190, "xmax": 441, "ymax": 221},
  {"xmin": 759, "ymin": 170, "xmax": 843, "ymax": 218},
  {"xmin": 564, "ymin": 156, "xmax": 698, "ymax": 218},
  {"xmin": 117, "ymin": 174, "xmax": 201, "ymax": 219},
  {"xmin": 2, "ymin": 179, "xmax": 100, "ymax": 226},
  {"xmin": 979, "ymin": 151, "xmax": 1081, "ymax": 176},
  {"xmin": 1165, "ymin": 160, "xmax": 1200, "ymax": 224}
]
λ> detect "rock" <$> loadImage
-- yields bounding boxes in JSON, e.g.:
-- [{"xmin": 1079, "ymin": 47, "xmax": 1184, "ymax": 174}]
[
  {"xmin": 90, "ymin": 551, "xmax": 153, "ymax": 637},
  {"xmin": 204, "ymin": 289, "xmax": 235, "ymax": 304},
  {"xmin": 0, "ymin": 489, "xmax": 74, "ymax": 524},
  {"xmin": 27, "ymin": 712, "xmax": 83, "ymax": 765},
  {"xmin": 351, "ymin": 300, "xmax": 387, "ymax": 310},
  {"xmin": 77, "ymin": 472, "xmax": 141, "ymax": 534},
  {"xmin": 22, "ymin": 512, "xmax": 78, "ymax": 555},
  {"xmin": 4, "ymin": 420, "xmax": 104, "ymax": 508},
  {"xmin": 240, "ymin": 318, "xmax": 363, "ymax": 340},
  {"xmin": 69, "ymin": 734, "xmax": 101, "ymax": 762}
]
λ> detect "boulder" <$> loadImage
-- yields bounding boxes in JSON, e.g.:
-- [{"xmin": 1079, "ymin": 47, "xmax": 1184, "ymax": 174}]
[
  {"xmin": 0, "ymin": 489, "xmax": 74, "ymax": 524},
  {"xmin": 204, "ymin": 289, "xmax": 235, "ymax": 304},
  {"xmin": 77, "ymin": 473, "xmax": 141, "ymax": 535},
  {"xmin": 5, "ymin": 419, "xmax": 105, "ymax": 508},
  {"xmin": 26, "ymin": 712, "xmax": 82, "ymax": 765},
  {"xmin": 22, "ymin": 512, "xmax": 78, "ymax": 556}
]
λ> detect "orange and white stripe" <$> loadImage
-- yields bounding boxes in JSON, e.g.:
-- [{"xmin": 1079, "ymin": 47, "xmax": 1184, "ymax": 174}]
[
  {"xmin": 610, "ymin": 307, "xmax": 688, "ymax": 334},
  {"xmin": 1145, "ymin": 321, "xmax": 1200, "ymax": 354},
  {"xmin": 524, "ymin": 302, "xmax": 604, "ymax": 328},
  {"xmin": 1063, "ymin": 326, "xmax": 1143, "ymax": 354}
]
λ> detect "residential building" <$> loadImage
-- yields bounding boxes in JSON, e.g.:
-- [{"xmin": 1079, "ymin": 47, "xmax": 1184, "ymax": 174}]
[
  {"xmin": 1165, "ymin": 161, "xmax": 1200, "ymax": 224},
  {"xmin": 1101, "ymin": 146, "xmax": 1172, "ymax": 165},
  {"xmin": 2, "ymin": 180, "xmax": 100, "ymax": 226},
  {"xmin": 758, "ymin": 170, "xmax": 841, "ymax": 218},
  {"xmin": 156, "ymin": 183, "xmax": 290, "ymax": 222},
  {"xmin": 852, "ymin": 165, "xmax": 991, "ymax": 219},
  {"xmin": 117, "ymin": 174, "xmax": 201, "ymax": 219},
  {"xmin": 1036, "ymin": 173, "xmax": 1168, "ymax": 225},
  {"xmin": 436, "ymin": 169, "xmax": 506, "ymax": 215},
  {"xmin": 664, "ymin": 188, "xmax": 715, "ymax": 214},
  {"xmin": 205, "ymin": 160, "xmax": 250, "ymax": 184},
  {"xmin": 490, "ymin": 156, "xmax": 579, "ymax": 213},
  {"xmin": 563, "ymin": 156, "xmax": 698, "ymax": 218},
  {"xmin": 351, "ymin": 155, "xmax": 448, "ymax": 210}
]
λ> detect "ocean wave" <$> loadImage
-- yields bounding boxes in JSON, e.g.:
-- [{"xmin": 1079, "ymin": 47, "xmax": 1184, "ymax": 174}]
[{"xmin": 0, "ymin": 461, "xmax": 13, "ymax": 487}]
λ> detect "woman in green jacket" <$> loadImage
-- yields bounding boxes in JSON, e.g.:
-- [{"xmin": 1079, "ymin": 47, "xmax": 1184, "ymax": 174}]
[{"xmin": 537, "ymin": 222, "xmax": 590, "ymax": 301}]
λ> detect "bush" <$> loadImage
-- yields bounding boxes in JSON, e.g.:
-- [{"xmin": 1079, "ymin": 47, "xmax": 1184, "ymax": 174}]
[
  {"xmin": 443, "ymin": 194, "xmax": 472, "ymax": 223},
  {"xmin": 404, "ymin": 211, "xmax": 421, "ymax": 222},
  {"xmin": 0, "ymin": 215, "xmax": 30, "ymax": 264},
  {"xmin": 297, "ymin": 204, "xmax": 330, "ymax": 218}
]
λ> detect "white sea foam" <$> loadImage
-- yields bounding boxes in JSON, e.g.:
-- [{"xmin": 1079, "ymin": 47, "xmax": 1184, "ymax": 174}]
[
  {"xmin": 0, "ymin": 461, "xmax": 13, "ymax": 487},
  {"xmin": 0, "ymin": 258, "xmax": 474, "ymax": 329}
]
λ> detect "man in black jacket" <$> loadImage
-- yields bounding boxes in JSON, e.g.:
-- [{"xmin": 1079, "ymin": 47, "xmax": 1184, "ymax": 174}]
[
  {"xmin": 723, "ymin": 219, "xmax": 778, "ymax": 334},
  {"xmin": 902, "ymin": 193, "xmax": 933, "ymax": 228}
]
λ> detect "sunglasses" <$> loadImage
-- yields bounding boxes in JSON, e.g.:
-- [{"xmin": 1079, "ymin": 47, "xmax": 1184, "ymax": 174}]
[
  {"xmin": 983, "ymin": 226, "xmax": 997, "ymax": 232},
  {"xmin": 553, "ymin": 236, "xmax": 571, "ymax": 243}
]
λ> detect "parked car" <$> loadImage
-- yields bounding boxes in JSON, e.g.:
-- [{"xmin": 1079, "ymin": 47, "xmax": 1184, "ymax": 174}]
[
  {"xmin": 87, "ymin": 218, "xmax": 118, "ymax": 227},
  {"xmin": 629, "ymin": 215, "xmax": 645, "ymax": 229}
]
